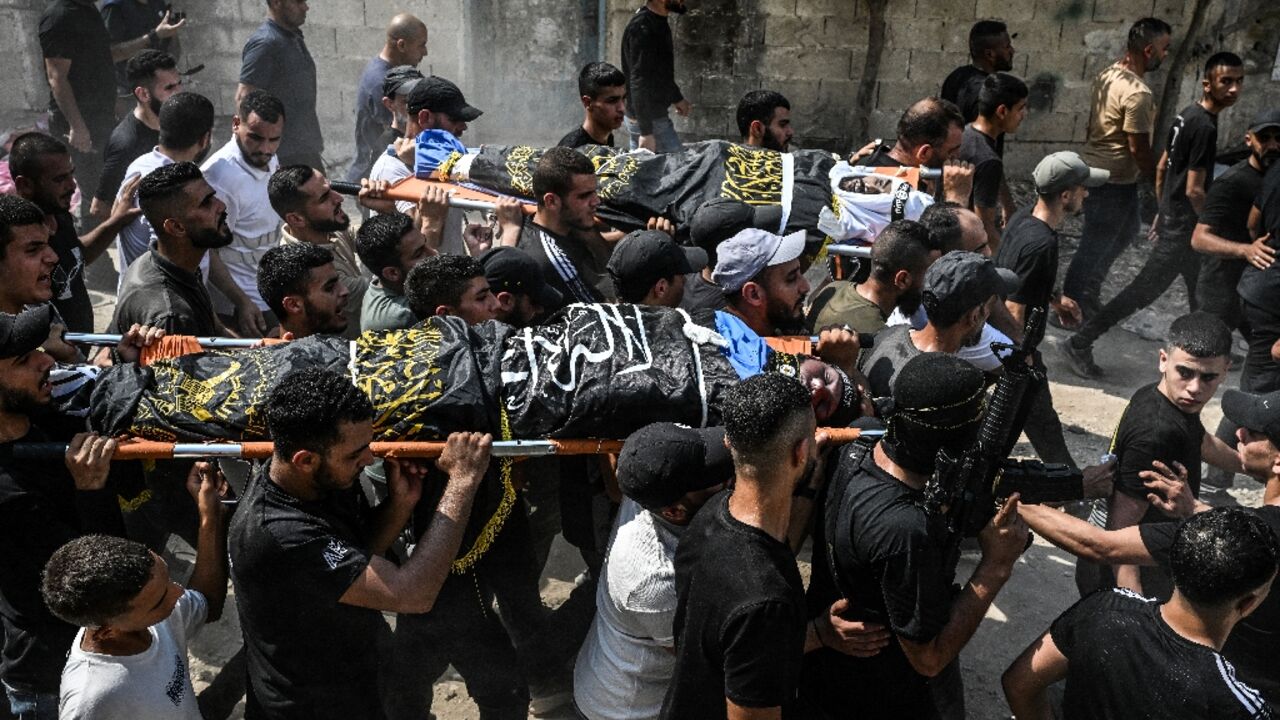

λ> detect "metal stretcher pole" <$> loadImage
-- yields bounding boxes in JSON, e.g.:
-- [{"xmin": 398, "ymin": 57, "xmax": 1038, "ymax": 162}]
[{"xmin": 7, "ymin": 429, "xmax": 881, "ymax": 461}]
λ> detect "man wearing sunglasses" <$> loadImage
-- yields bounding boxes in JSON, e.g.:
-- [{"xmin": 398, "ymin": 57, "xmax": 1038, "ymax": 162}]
[{"xmin": 1077, "ymin": 312, "xmax": 1244, "ymax": 600}]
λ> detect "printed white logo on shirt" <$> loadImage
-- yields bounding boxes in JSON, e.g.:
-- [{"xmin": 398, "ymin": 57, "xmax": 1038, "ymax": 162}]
[{"xmin": 322, "ymin": 538, "xmax": 348, "ymax": 569}]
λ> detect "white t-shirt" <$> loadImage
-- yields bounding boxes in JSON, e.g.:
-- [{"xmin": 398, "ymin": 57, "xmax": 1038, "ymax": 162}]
[
  {"xmin": 574, "ymin": 498, "xmax": 680, "ymax": 720},
  {"xmin": 201, "ymin": 139, "xmax": 281, "ymax": 311},
  {"xmin": 59, "ymin": 589, "xmax": 208, "ymax": 719},
  {"xmin": 116, "ymin": 149, "xmax": 172, "ymax": 278},
  {"xmin": 368, "ymin": 143, "xmax": 469, "ymax": 256},
  {"xmin": 886, "ymin": 305, "xmax": 1011, "ymax": 372}
]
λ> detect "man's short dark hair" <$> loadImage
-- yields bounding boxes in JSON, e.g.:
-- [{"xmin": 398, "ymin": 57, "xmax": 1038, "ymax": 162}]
[
  {"xmin": 721, "ymin": 372, "xmax": 813, "ymax": 471},
  {"xmin": 8, "ymin": 132, "xmax": 68, "ymax": 180},
  {"xmin": 917, "ymin": 204, "xmax": 963, "ymax": 254},
  {"xmin": 238, "ymin": 89, "xmax": 286, "ymax": 124},
  {"xmin": 1166, "ymin": 312, "xmax": 1232, "ymax": 359},
  {"xmin": 1170, "ymin": 508, "xmax": 1279, "ymax": 608},
  {"xmin": 258, "ymin": 242, "xmax": 334, "ymax": 317},
  {"xmin": 41, "ymin": 535, "xmax": 153, "ymax": 628},
  {"xmin": 0, "ymin": 194, "xmax": 46, "ymax": 257},
  {"xmin": 968, "ymin": 20, "xmax": 1008, "ymax": 59},
  {"xmin": 579, "ymin": 61, "xmax": 626, "ymax": 99},
  {"xmin": 404, "ymin": 254, "xmax": 485, "ymax": 318},
  {"xmin": 977, "ymin": 72, "xmax": 1029, "ymax": 119},
  {"xmin": 125, "ymin": 49, "xmax": 177, "ymax": 90},
  {"xmin": 533, "ymin": 147, "xmax": 595, "ymax": 203},
  {"xmin": 1204, "ymin": 51, "xmax": 1244, "ymax": 74},
  {"xmin": 1127, "ymin": 17, "xmax": 1172, "ymax": 55},
  {"xmin": 355, "ymin": 213, "xmax": 414, "ymax": 279},
  {"xmin": 266, "ymin": 368, "xmax": 374, "ymax": 460},
  {"xmin": 159, "ymin": 92, "xmax": 215, "ymax": 149},
  {"xmin": 267, "ymin": 165, "xmax": 317, "ymax": 218},
  {"xmin": 897, "ymin": 98, "xmax": 965, "ymax": 151},
  {"xmin": 736, "ymin": 90, "xmax": 791, "ymax": 139},
  {"xmin": 137, "ymin": 161, "xmax": 204, "ymax": 232},
  {"xmin": 871, "ymin": 219, "xmax": 935, "ymax": 283}
]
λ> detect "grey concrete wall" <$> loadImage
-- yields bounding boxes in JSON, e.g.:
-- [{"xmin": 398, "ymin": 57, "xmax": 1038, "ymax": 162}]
[{"xmin": 3, "ymin": 0, "xmax": 1277, "ymax": 179}]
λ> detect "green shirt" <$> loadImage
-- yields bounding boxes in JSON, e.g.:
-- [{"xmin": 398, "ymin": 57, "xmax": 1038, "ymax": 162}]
[
  {"xmin": 359, "ymin": 280, "xmax": 416, "ymax": 332},
  {"xmin": 806, "ymin": 281, "xmax": 888, "ymax": 335}
]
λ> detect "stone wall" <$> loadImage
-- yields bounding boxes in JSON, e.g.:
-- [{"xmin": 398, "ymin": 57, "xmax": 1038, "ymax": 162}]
[{"xmin": 2, "ymin": 0, "xmax": 1277, "ymax": 179}]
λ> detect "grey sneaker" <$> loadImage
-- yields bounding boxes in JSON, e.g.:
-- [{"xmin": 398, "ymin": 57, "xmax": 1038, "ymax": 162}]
[{"xmin": 1063, "ymin": 337, "xmax": 1104, "ymax": 378}]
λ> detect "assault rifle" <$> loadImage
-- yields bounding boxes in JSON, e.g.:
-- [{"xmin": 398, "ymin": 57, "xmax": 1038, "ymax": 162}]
[{"xmin": 922, "ymin": 306, "xmax": 1085, "ymax": 581}]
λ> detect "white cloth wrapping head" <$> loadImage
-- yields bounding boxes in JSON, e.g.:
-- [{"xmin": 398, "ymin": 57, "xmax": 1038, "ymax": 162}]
[{"xmin": 817, "ymin": 162, "xmax": 935, "ymax": 243}]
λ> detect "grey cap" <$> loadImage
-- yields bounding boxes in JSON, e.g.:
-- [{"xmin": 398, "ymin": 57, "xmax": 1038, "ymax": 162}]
[
  {"xmin": 1032, "ymin": 151, "xmax": 1109, "ymax": 194},
  {"xmin": 711, "ymin": 228, "xmax": 807, "ymax": 293},
  {"xmin": 924, "ymin": 251, "xmax": 1021, "ymax": 313},
  {"xmin": 1249, "ymin": 108, "xmax": 1280, "ymax": 135}
]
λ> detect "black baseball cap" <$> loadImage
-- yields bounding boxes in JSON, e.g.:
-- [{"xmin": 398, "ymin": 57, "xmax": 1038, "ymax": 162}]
[
  {"xmin": 1222, "ymin": 389, "xmax": 1280, "ymax": 445},
  {"xmin": 1249, "ymin": 108, "xmax": 1280, "ymax": 135},
  {"xmin": 480, "ymin": 246, "xmax": 563, "ymax": 311},
  {"xmin": 406, "ymin": 76, "xmax": 483, "ymax": 121},
  {"xmin": 923, "ymin": 251, "xmax": 1021, "ymax": 312},
  {"xmin": 607, "ymin": 230, "xmax": 707, "ymax": 291},
  {"xmin": 689, "ymin": 197, "xmax": 784, "ymax": 252},
  {"xmin": 617, "ymin": 422, "xmax": 733, "ymax": 512},
  {"xmin": 0, "ymin": 305, "xmax": 53, "ymax": 359},
  {"xmin": 382, "ymin": 65, "xmax": 425, "ymax": 99}
]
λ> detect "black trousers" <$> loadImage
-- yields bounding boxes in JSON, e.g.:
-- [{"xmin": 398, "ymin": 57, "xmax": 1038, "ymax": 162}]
[{"xmin": 1074, "ymin": 229, "xmax": 1200, "ymax": 347}]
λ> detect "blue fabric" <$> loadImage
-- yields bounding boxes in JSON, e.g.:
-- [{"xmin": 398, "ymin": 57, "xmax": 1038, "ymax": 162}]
[
  {"xmin": 4, "ymin": 684, "xmax": 58, "ymax": 720},
  {"xmin": 715, "ymin": 311, "xmax": 773, "ymax": 379},
  {"xmin": 413, "ymin": 129, "xmax": 468, "ymax": 178}
]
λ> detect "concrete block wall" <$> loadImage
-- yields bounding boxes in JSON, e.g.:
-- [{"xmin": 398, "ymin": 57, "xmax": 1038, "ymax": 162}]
[{"xmin": 607, "ymin": 0, "xmax": 1280, "ymax": 175}]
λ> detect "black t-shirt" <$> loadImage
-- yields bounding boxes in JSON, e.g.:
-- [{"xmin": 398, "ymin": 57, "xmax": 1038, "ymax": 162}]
[
  {"xmin": 229, "ymin": 467, "xmax": 385, "ymax": 720},
  {"xmin": 679, "ymin": 272, "xmax": 727, "ymax": 313},
  {"xmin": 0, "ymin": 422, "xmax": 125, "ymax": 693},
  {"xmin": 940, "ymin": 65, "xmax": 987, "ymax": 124},
  {"xmin": 801, "ymin": 443, "xmax": 953, "ymax": 717},
  {"xmin": 557, "ymin": 126, "xmax": 615, "ymax": 149},
  {"xmin": 38, "ymin": 0, "xmax": 117, "ymax": 137},
  {"xmin": 1159, "ymin": 103, "xmax": 1219, "ymax": 234},
  {"xmin": 516, "ymin": 219, "xmax": 612, "ymax": 304},
  {"xmin": 1141, "ymin": 507, "xmax": 1280, "ymax": 707},
  {"xmin": 660, "ymin": 490, "xmax": 806, "ymax": 719},
  {"xmin": 1051, "ymin": 588, "xmax": 1274, "ymax": 720},
  {"xmin": 996, "ymin": 205, "xmax": 1059, "ymax": 309},
  {"xmin": 1110, "ymin": 383, "xmax": 1204, "ymax": 526},
  {"xmin": 1239, "ymin": 162, "xmax": 1280, "ymax": 308},
  {"xmin": 960, "ymin": 124, "xmax": 1002, "ymax": 209},
  {"xmin": 96, "ymin": 113, "xmax": 158, "ymax": 203},
  {"xmin": 1199, "ymin": 159, "xmax": 1265, "ymax": 293},
  {"xmin": 48, "ymin": 210, "xmax": 95, "ymax": 333},
  {"xmin": 101, "ymin": 0, "xmax": 172, "ymax": 94},
  {"xmin": 859, "ymin": 324, "xmax": 920, "ymax": 399}
]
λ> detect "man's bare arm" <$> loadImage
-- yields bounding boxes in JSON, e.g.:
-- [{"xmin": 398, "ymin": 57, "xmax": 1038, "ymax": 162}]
[
  {"xmin": 1002, "ymin": 631, "xmax": 1069, "ymax": 720},
  {"xmin": 1106, "ymin": 490, "xmax": 1151, "ymax": 593},
  {"xmin": 1018, "ymin": 503, "xmax": 1152, "ymax": 565},
  {"xmin": 1192, "ymin": 223, "xmax": 1277, "ymax": 271},
  {"xmin": 1152, "ymin": 149, "xmax": 1169, "ymax": 199},
  {"xmin": 1185, "ymin": 168, "xmax": 1209, "ymax": 216},
  {"xmin": 44, "ymin": 58, "xmax": 90, "ymax": 151},
  {"xmin": 727, "ymin": 701, "xmax": 781, "ymax": 720},
  {"xmin": 1128, "ymin": 133, "xmax": 1157, "ymax": 180},
  {"xmin": 975, "ymin": 205, "xmax": 1003, "ymax": 255},
  {"xmin": 1201, "ymin": 432, "xmax": 1242, "ymax": 475}
]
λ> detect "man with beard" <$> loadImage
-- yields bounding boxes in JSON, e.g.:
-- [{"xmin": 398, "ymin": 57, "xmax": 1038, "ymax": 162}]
[
  {"xmin": 517, "ymin": 147, "xmax": 609, "ymax": 304},
  {"xmin": 1065, "ymin": 53, "xmax": 1246, "ymax": 378},
  {"xmin": 113, "ymin": 161, "xmax": 233, "ymax": 336},
  {"xmin": 201, "ymin": 90, "xmax": 286, "ymax": 337},
  {"xmin": 560, "ymin": 62, "xmax": 627, "ymax": 149},
  {"xmin": 855, "ymin": 98, "xmax": 976, "ymax": 205},
  {"xmin": 91, "ymin": 50, "xmax": 183, "ymax": 219},
  {"xmin": 271, "ymin": 165, "xmax": 373, "ymax": 332},
  {"xmin": 479, "ymin": 247, "xmax": 563, "ymax": 328},
  {"xmin": 1061, "ymin": 17, "xmax": 1172, "ymax": 320},
  {"xmin": 9, "ymin": 132, "xmax": 142, "ymax": 332},
  {"xmin": 737, "ymin": 90, "xmax": 794, "ymax": 151},
  {"xmin": 258, "ymin": 244, "xmax": 351, "ymax": 339},
  {"xmin": 801, "ymin": 352, "xmax": 1030, "ymax": 719},
  {"xmin": 860, "ymin": 251, "xmax": 1020, "ymax": 398},
  {"xmin": 229, "ymin": 368, "xmax": 492, "ymax": 720},
  {"xmin": 0, "ymin": 305, "xmax": 128, "ymax": 716},
  {"xmin": 940, "ymin": 20, "xmax": 1016, "ymax": 124},
  {"xmin": 622, "ymin": 0, "xmax": 690, "ymax": 153},
  {"xmin": 807, "ymin": 219, "xmax": 939, "ymax": 336},
  {"xmin": 114, "ymin": 91, "xmax": 215, "ymax": 278}
]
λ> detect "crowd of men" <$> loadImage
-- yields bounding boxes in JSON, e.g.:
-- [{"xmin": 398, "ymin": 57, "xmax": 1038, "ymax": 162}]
[{"xmin": 2, "ymin": 0, "xmax": 1280, "ymax": 718}]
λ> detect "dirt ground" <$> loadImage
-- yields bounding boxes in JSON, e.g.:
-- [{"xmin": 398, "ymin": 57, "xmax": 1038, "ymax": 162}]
[{"xmin": 82, "ymin": 196, "xmax": 1262, "ymax": 720}]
